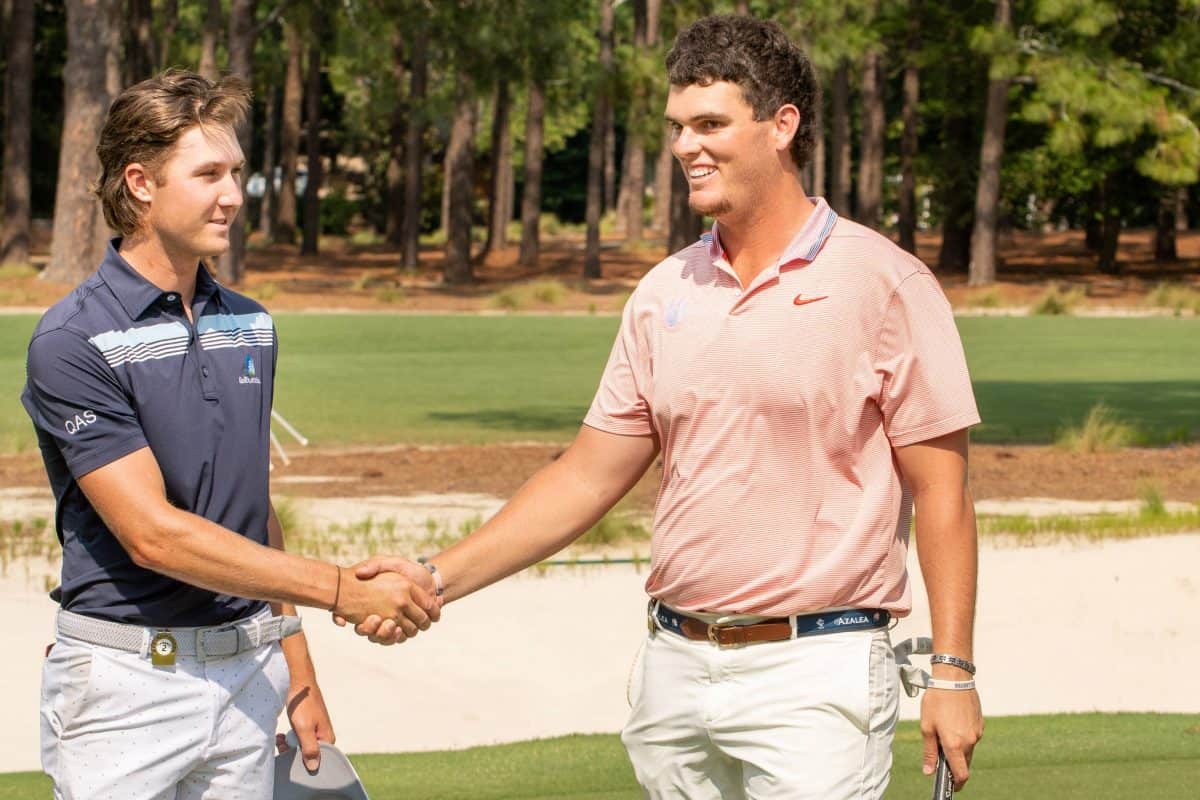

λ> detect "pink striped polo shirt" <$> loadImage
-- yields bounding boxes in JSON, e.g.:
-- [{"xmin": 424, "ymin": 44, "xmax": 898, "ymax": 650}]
[{"xmin": 584, "ymin": 198, "xmax": 979, "ymax": 617}]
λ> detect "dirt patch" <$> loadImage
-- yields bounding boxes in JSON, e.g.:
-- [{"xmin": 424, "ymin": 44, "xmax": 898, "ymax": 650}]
[
  {"xmin": 6, "ymin": 228, "xmax": 1200, "ymax": 314},
  {"xmin": 5, "ymin": 443, "xmax": 1197, "ymax": 514}
]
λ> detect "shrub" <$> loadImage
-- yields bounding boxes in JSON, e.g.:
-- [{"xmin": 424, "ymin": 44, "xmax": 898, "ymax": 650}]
[
  {"xmin": 530, "ymin": 279, "xmax": 566, "ymax": 304},
  {"xmin": 1055, "ymin": 403, "xmax": 1137, "ymax": 453},
  {"xmin": 1031, "ymin": 284, "xmax": 1084, "ymax": 316}
]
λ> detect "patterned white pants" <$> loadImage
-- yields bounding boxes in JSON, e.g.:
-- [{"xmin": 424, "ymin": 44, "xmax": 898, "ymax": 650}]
[
  {"xmin": 622, "ymin": 625, "xmax": 899, "ymax": 799},
  {"xmin": 40, "ymin": 619, "xmax": 289, "ymax": 800}
]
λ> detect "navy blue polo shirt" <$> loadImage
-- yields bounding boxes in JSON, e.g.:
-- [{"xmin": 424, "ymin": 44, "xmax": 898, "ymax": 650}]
[{"xmin": 22, "ymin": 240, "xmax": 275, "ymax": 626}]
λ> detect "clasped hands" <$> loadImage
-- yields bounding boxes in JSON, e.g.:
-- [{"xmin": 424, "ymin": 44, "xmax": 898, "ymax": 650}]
[{"xmin": 330, "ymin": 556, "xmax": 438, "ymax": 645}]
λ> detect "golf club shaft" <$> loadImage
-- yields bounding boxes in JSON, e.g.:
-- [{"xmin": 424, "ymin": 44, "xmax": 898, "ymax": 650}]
[{"xmin": 931, "ymin": 744, "xmax": 954, "ymax": 799}]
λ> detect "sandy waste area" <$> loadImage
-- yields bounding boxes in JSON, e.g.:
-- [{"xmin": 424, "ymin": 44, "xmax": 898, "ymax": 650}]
[{"xmin": 0, "ymin": 489, "xmax": 1197, "ymax": 774}]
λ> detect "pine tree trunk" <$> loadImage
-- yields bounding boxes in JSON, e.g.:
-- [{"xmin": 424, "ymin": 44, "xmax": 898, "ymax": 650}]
[
  {"xmin": 1174, "ymin": 186, "xmax": 1188, "ymax": 231},
  {"xmin": 385, "ymin": 30, "xmax": 405, "ymax": 245},
  {"xmin": 444, "ymin": 76, "xmax": 477, "ymax": 284},
  {"xmin": 159, "ymin": 0, "xmax": 179, "ymax": 69},
  {"xmin": 603, "ymin": 102, "xmax": 616, "ymax": 215},
  {"xmin": 585, "ymin": 0, "xmax": 614, "ymax": 279},
  {"xmin": 518, "ymin": 79, "xmax": 545, "ymax": 268},
  {"xmin": 653, "ymin": 140, "xmax": 672, "ymax": 234},
  {"xmin": 46, "ymin": 0, "xmax": 120, "ymax": 285},
  {"xmin": 856, "ymin": 49, "xmax": 884, "ymax": 230},
  {"xmin": 1098, "ymin": 189, "xmax": 1121, "ymax": 275},
  {"xmin": 830, "ymin": 60, "xmax": 851, "ymax": 217},
  {"xmin": 276, "ymin": 21, "xmax": 302, "ymax": 245},
  {"xmin": 1084, "ymin": 183, "xmax": 1103, "ymax": 253},
  {"xmin": 1, "ymin": 0, "xmax": 33, "ymax": 267},
  {"xmin": 1154, "ymin": 188, "xmax": 1177, "ymax": 262},
  {"xmin": 898, "ymin": 5, "xmax": 920, "ymax": 254},
  {"xmin": 668, "ymin": 162, "xmax": 701, "ymax": 253},
  {"xmin": 968, "ymin": 0, "xmax": 1010, "ymax": 286},
  {"xmin": 199, "ymin": 0, "xmax": 221, "ymax": 81},
  {"xmin": 618, "ymin": 0, "xmax": 649, "ymax": 244},
  {"xmin": 484, "ymin": 79, "xmax": 512, "ymax": 254},
  {"xmin": 215, "ymin": 0, "xmax": 255, "ymax": 284},
  {"xmin": 810, "ymin": 85, "xmax": 825, "ymax": 198},
  {"xmin": 125, "ymin": 0, "xmax": 156, "ymax": 84},
  {"xmin": 401, "ymin": 26, "xmax": 427, "ymax": 270},
  {"xmin": 937, "ymin": 112, "xmax": 974, "ymax": 273},
  {"xmin": 300, "ymin": 36, "xmax": 322, "ymax": 256},
  {"xmin": 259, "ymin": 87, "xmax": 278, "ymax": 238}
]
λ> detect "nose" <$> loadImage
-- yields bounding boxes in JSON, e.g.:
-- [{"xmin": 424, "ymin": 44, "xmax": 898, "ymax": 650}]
[
  {"xmin": 219, "ymin": 171, "xmax": 243, "ymax": 213},
  {"xmin": 672, "ymin": 125, "xmax": 701, "ymax": 161}
]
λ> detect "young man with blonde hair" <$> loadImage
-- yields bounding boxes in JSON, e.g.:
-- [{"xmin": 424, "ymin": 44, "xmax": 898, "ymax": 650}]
[{"xmin": 23, "ymin": 70, "xmax": 437, "ymax": 798}]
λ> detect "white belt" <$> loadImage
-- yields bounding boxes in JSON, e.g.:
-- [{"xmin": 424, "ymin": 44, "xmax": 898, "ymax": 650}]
[{"xmin": 56, "ymin": 608, "xmax": 302, "ymax": 662}]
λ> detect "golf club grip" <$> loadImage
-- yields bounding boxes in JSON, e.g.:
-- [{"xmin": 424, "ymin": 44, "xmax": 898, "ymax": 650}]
[{"xmin": 931, "ymin": 745, "xmax": 954, "ymax": 799}]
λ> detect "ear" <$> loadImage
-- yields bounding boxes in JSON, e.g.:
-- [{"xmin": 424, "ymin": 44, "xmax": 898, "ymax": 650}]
[
  {"xmin": 124, "ymin": 163, "xmax": 155, "ymax": 204},
  {"xmin": 772, "ymin": 104, "xmax": 801, "ymax": 154}
]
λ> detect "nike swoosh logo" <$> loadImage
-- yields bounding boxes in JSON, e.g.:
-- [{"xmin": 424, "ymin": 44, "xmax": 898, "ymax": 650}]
[{"xmin": 793, "ymin": 294, "xmax": 829, "ymax": 306}]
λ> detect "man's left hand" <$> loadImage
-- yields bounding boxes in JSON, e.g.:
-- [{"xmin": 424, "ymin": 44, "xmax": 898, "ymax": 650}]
[
  {"xmin": 920, "ymin": 683, "xmax": 983, "ymax": 791},
  {"xmin": 276, "ymin": 680, "xmax": 335, "ymax": 772}
]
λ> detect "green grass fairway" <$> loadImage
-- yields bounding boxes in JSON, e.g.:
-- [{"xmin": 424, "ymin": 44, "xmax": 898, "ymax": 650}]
[
  {"xmin": 2, "ymin": 714, "xmax": 1196, "ymax": 798},
  {"xmin": 2, "ymin": 314, "xmax": 1197, "ymax": 452}
]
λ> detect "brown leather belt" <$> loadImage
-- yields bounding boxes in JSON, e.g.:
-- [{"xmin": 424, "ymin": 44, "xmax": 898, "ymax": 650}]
[{"xmin": 650, "ymin": 602, "xmax": 891, "ymax": 648}]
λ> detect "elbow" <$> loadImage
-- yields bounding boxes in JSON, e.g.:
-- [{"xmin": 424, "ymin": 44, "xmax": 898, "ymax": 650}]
[{"xmin": 119, "ymin": 509, "xmax": 178, "ymax": 571}]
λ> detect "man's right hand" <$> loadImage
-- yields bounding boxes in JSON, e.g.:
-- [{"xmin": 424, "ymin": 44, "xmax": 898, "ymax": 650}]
[{"xmin": 331, "ymin": 563, "xmax": 440, "ymax": 642}]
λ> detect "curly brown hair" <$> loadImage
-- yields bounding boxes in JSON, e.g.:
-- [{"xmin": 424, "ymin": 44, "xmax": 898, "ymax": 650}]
[
  {"xmin": 666, "ymin": 15, "xmax": 820, "ymax": 171},
  {"xmin": 95, "ymin": 69, "xmax": 251, "ymax": 236}
]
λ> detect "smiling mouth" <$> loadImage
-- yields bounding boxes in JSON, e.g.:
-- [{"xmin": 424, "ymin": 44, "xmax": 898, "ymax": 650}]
[{"xmin": 688, "ymin": 166, "xmax": 717, "ymax": 180}]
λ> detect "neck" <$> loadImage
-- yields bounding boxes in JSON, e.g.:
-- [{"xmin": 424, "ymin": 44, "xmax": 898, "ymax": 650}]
[
  {"xmin": 118, "ymin": 232, "xmax": 201, "ymax": 307},
  {"xmin": 717, "ymin": 175, "xmax": 815, "ymax": 286}
]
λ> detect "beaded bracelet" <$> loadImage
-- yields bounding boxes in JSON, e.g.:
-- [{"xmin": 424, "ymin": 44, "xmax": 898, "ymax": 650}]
[{"xmin": 930, "ymin": 653, "xmax": 976, "ymax": 675}]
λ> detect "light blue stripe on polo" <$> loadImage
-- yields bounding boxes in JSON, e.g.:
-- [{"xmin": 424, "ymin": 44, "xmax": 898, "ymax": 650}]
[
  {"xmin": 196, "ymin": 312, "xmax": 273, "ymax": 335},
  {"xmin": 89, "ymin": 321, "xmax": 189, "ymax": 352},
  {"xmin": 803, "ymin": 208, "xmax": 838, "ymax": 261}
]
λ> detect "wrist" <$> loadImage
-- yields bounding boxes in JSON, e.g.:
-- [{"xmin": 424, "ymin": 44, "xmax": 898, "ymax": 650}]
[{"xmin": 930, "ymin": 663, "xmax": 975, "ymax": 681}]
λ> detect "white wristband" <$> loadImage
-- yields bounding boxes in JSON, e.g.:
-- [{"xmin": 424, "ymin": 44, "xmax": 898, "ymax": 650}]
[{"xmin": 925, "ymin": 677, "xmax": 976, "ymax": 691}]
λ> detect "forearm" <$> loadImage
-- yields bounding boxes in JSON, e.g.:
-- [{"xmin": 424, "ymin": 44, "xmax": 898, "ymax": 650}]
[
  {"xmin": 137, "ymin": 505, "xmax": 340, "ymax": 612},
  {"xmin": 914, "ymin": 484, "xmax": 979, "ymax": 668},
  {"xmin": 434, "ymin": 447, "xmax": 629, "ymax": 602}
]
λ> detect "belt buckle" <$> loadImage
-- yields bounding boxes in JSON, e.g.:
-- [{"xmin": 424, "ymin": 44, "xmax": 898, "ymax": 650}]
[
  {"xmin": 707, "ymin": 624, "xmax": 735, "ymax": 648},
  {"xmin": 197, "ymin": 625, "xmax": 239, "ymax": 662}
]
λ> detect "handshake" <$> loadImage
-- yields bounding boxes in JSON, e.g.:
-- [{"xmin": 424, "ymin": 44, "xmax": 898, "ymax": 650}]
[{"xmin": 328, "ymin": 556, "xmax": 441, "ymax": 646}]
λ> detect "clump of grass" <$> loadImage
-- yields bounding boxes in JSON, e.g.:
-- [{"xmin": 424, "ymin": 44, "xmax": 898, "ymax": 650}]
[
  {"xmin": 489, "ymin": 288, "xmax": 525, "ymax": 310},
  {"xmin": 1031, "ymin": 284, "xmax": 1085, "ymax": 315},
  {"xmin": 0, "ymin": 262, "xmax": 38, "ymax": 279},
  {"xmin": 0, "ymin": 517, "xmax": 58, "ymax": 577},
  {"xmin": 1137, "ymin": 483, "xmax": 1167, "ymax": 517},
  {"xmin": 349, "ymin": 229, "xmax": 384, "ymax": 247},
  {"xmin": 530, "ymin": 279, "xmax": 566, "ymax": 304},
  {"xmin": 977, "ymin": 503, "xmax": 1200, "ymax": 543},
  {"xmin": 248, "ymin": 282, "xmax": 278, "ymax": 301},
  {"xmin": 375, "ymin": 286, "xmax": 405, "ymax": 304},
  {"xmin": 967, "ymin": 289, "xmax": 1002, "ymax": 309},
  {"xmin": 1055, "ymin": 403, "xmax": 1137, "ymax": 453},
  {"xmin": 577, "ymin": 508, "xmax": 651, "ymax": 548},
  {"xmin": 351, "ymin": 272, "xmax": 373, "ymax": 291},
  {"xmin": 1144, "ymin": 282, "xmax": 1200, "ymax": 316}
]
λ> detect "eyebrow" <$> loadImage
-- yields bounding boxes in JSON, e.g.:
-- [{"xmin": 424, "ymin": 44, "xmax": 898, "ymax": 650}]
[
  {"xmin": 663, "ymin": 111, "xmax": 733, "ymax": 125},
  {"xmin": 192, "ymin": 160, "xmax": 246, "ymax": 172}
]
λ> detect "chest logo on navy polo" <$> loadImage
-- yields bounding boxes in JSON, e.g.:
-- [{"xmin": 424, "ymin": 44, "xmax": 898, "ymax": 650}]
[
  {"xmin": 239, "ymin": 355, "xmax": 262, "ymax": 385},
  {"xmin": 664, "ymin": 298, "xmax": 688, "ymax": 328}
]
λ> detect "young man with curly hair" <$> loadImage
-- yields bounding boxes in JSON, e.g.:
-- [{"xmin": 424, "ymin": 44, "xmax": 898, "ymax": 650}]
[{"xmin": 351, "ymin": 15, "xmax": 983, "ymax": 798}]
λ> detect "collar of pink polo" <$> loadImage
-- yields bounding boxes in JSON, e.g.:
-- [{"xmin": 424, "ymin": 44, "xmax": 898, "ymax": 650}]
[{"xmin": 703, "ymin": 197, "xmax": 839, "ymax": 287}]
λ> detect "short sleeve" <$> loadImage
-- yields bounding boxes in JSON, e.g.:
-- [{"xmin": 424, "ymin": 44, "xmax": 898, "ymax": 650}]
[
  {"xmin": 583, "ymin": 292, "xmax": 654, "ymax": 436},
  {"xmin": 22, "ymin": 328, "xmax": 148, "ymax": 479},
  {"xmin": 874, "ymin": 272, "xmax": 980, "ymax": 447}
]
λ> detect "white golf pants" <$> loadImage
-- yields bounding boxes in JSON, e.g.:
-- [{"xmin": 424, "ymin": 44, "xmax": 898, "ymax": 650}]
[
  {"xmin": 622, "ymin": 624, "xmax": 899, "ymax": 799},
  {"xmin": 40, "ymin": 626, "xmax": 289, "ymax": 799}
]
